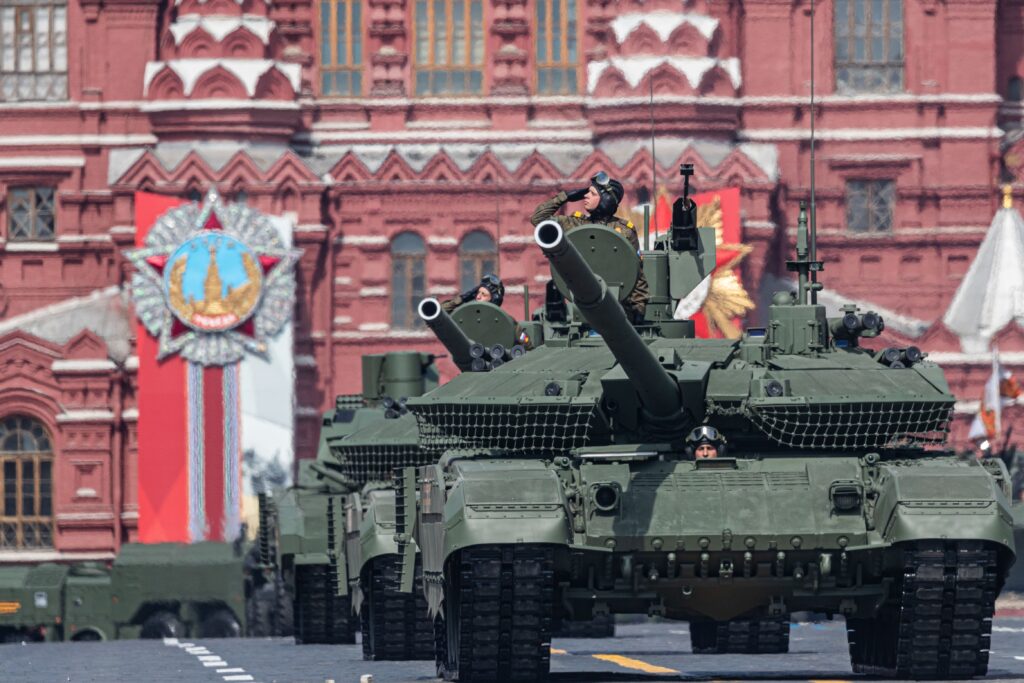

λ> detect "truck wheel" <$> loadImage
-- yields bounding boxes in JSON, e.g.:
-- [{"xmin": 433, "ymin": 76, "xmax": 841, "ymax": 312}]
[
  {"xmin": 437, "ymin": 545, "xmax": 554, "ymax": 682},
  {"xmin": 140, "ymin": 611, "xmax": 185, "ymax": 639},
  {"xmin": 247, "ymin": 583, "xmax": 277, "ymax": 637},
  {"xmin": 361, "ymin": 555, "xmax": 434, "ymax": 660},
  {"xmin": 200, "ymin": 609, "xmax": 241, "ymax": 639},
  {"xmin": 71, "ymin": 630, "xmax": 102, "ymax": 642}
]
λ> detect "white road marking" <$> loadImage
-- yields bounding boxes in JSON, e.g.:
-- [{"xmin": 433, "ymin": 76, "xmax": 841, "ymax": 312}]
[
  {"xmin": 222, "ymin": 676, "xmax": 254, "ymax": 681},
  {"xmin": 162, "ymin": 638, "xmax": 179, "ymax": 646},
  {"xmin": 218, "ymin": 669, "xmax": 246, "ymax": 673},
  {"xmin": 198, "ymin": 655, "xmax": 222, "ymax": 661},
  {"xmin": 1014, "ymin": 656, "xmax": 1024, "ymax": 661},
  {"xmin": 203, "ymin": 661, "xmax": 229, "ymax": 667},
  {"xmin": 994, "ymin": 626, "xmax": 1024, "ymax": 633}
]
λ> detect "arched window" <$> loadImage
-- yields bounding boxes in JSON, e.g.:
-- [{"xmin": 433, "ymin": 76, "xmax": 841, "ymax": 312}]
[
  {"xmin": 458, "ymin": 230, "xmax": 496, "ymax": 292},
  {"xmin": 391, "ymin": 232, "xmax": 426, "ymax": 328},
  {"xmin": 0, "ymin": 416, "xmax": 53, "ymax": 549}
]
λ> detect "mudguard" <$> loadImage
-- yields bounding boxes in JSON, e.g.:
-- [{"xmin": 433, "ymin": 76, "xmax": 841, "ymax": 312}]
[{"xmin": 874, "ymin": 459, "xmax": 1016, "ymax": 555}]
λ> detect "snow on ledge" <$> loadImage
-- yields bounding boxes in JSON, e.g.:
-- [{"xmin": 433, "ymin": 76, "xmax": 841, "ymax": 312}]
[
  {"xmin": 143, "ymin": 59, "xmax": 301, "ymax": 97},
  {"xmin": 587, "ymin": 56, "xmax": 741, "ymax": 94},
  {"xmin": 169, "ymin": 14, "xmax": 276, "ymax": 45},
  {"xmin": 610, "ymin": 11, "xmax": 719, "ymax": 43}
]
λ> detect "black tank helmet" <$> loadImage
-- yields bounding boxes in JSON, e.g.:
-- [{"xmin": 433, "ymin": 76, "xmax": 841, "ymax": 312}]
[
  {"xmin": 685, "ymin": 425, "xmax": 727, "ymax": 458},
  {"xmin": 589, "ymin": 171, "xmax": 624, "ymax": 220},
  {"xmin": 479, "ymin": 274, "xmax": 504, "ymax": 307}
]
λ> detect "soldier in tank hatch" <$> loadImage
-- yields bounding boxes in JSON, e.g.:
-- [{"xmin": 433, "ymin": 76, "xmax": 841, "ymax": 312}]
[
  {"xmin": 530, "ymin": 171, "xmax": 650, "ymax": 322},
  {"xmin": 441, "ymin": 273, "xmax": 505, "ymax": 313},
  {"xmin": 686, "ymin": 425, "xmax": 726, "ymax": 459}
]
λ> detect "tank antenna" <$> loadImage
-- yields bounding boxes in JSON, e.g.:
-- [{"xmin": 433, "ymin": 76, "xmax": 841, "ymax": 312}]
[
  {"xmin": 648, "ymin": 76, "xmax": 656, "ymax": 246},
  {"xmin": 809, "ymin": 0, "xmax": 820, "ymax": 303}
]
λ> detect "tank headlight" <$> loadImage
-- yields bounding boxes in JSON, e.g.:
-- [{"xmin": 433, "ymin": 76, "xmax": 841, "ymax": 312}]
[
  {"xmin": 765, "ymin": 380, "xmax": 785, "ymax": 397},
  {"xmin": 544, "ymin": 382, "xmax": 562, "ymax": 396},
  {"xmin": 593, "ymin": 484, "xmax": 620, "ymax": 512},
  {"xmin": 830, "ymin": 482, "xmax": 863, "ymax": 512}
]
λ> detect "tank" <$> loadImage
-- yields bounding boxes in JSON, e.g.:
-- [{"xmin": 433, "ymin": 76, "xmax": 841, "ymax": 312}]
[
  {"xmin": 401, "ymin": 170, "xmax": 1016, "ymax": 681},
  {"xmin": 258, "ymin": 351, "xmax": 439, "ymax": 645},
  {"xmin": 333, "ymin": 305, "xmax": 548, "ymax": 660},
  {"xmin": 0, "ymin": 542, "xmax": 248, "ymax": 642}
]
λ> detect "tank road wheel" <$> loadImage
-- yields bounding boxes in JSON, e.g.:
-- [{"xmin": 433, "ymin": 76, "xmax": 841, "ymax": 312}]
[
  {"xmin": 689, "ymin": 618, "xmax": 789, "ymax": 654},
  {"xmin": 294, "ymin": 564, "xmax": 356, "ymax": 644},
  {"xmin": 361, "ymin": 555, "xmax": 434, "ymax": 660},
  {"xmin": 200, "ymin": 609, "xmax": 242, "ymax": 639},
  {"xmin": 847, "ymin": 541, "xmax": 998, "ymax": 679},
  {"xmin": 437, "ymin": 545, "xmax": 555, "ymax": 683},
  {"xmin": 552, "ymin": 613, "xmax": 616, "ymax": 638},
  {"xmin": 140, "ymin": 611, "xmax": 186, "ymax": 639}
]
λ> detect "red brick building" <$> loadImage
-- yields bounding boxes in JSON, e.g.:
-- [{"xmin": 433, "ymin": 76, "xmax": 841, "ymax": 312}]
[{"xmin": 0, "ymin": 0, "xmax": 1022, "ymax": 559}]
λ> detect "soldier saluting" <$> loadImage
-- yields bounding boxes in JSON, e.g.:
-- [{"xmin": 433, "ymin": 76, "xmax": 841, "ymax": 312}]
[{"xmin": 530, "ymin": 171, "xmax": 650, "ymax": 322}]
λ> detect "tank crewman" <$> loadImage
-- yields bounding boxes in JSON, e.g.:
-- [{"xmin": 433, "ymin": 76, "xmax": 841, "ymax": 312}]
[
  {"xmin": 686, "ymin": 425, "xmax": 726, "ymax": 459},
  {"xmin": 530, "ymin": 171, "xmax": 650, "ymax": 322},
  {"xmin": 441, "ymin": 273, "xmax": 505, "ymax": 313}
]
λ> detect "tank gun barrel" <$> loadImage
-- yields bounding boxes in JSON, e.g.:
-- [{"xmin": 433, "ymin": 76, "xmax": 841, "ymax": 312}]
[
  {"xmin": 418, "ymin": 298, "xmax": 475, "ymax": 372},
  {"xmin": 534, "ymin": 220, "xmax": 682, "ymax": 419}
]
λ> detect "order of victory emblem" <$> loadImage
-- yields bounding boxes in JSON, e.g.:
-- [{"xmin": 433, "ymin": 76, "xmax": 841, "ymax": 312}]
[{"xmin": 127, "ymin": 189, "xmax": 301, "ymax": 365}]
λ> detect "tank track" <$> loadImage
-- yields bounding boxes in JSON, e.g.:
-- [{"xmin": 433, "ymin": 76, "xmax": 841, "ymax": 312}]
[
  {"xmin": 847, "ymin": 541, "xmax": 998, "ymax": 679},
  {"xmin": 689, "ymin": 618, "xmax": 789, "ymax": 654},
  {"xmin": 361, "ymin": 555, "xmax": 434, "ymax": 660},
  {"xmin": 437, "ymin": 545, "xmax": 555, "ymax": 682},
  {"xmin": 293, "ymin": 564, "xmax": 356, "ymax": 645},
  {"xmin": 552, "ymin": 613, "xmax": 616, "ymax": 638}
]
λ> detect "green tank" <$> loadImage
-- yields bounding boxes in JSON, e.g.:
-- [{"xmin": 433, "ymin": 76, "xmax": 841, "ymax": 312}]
[
  {"xmin": 259, "ymin": 351, "xmax": 439, "ymax": 647},
  {"xmin": 333, "ymin": 307, "xmax": 551, "ymax": 660},
  {"xmin": 0, "ymin": 542, "xmax": 247, "ymax": 642},
  {"xmin": 399, "ymin": 173, "xmax": 1016, "ymax": 681}
]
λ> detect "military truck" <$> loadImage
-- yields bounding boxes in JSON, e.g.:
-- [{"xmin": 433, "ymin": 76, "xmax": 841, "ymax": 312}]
[
  {"xmin": 258, "ymin": 351, "xmax": 440, "ymax": 648},
  {"xmin": 397, "ymin": 170, "xmax": 1015, "ymax": 681},
  {"xmin": 0, "ymin": 541, "xmax": 247, "ymax": 642}
]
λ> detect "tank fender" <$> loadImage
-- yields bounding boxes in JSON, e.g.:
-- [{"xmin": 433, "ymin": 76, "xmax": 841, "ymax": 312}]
[
  {"xmin": 441, "ymin": 460, "xmax": 572, "ymax": 556},
  {"xmin": 293, "ymin": 553, "xmax": 331, "ymax": 566},
  {"xmin": 873, "ymin": 460, "xmax": 1016, "ymax": 557},
  {"xmin": 357, "ymin": 491, "xmax": 403, "ymax": 570}
]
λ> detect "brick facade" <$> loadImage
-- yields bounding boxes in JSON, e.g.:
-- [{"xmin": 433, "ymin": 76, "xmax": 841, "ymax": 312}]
[{"xmin": 0, "ymin": 0, "xmax": 1021, "ymax": 557}]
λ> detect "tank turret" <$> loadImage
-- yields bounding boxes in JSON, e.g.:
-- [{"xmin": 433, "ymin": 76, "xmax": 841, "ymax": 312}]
[
  {"xmin": 534, "ymin": 220, "xmax": 682, "ymax": 420},
  {"xmin": 418, "ymin": 298, "xmax": 476, "ymax": 372}
]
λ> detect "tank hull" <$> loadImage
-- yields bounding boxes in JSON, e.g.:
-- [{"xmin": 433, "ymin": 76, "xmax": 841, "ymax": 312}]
[{"xmin": 422, "ymin": 453, "xmax": 1015, "ymax": 624}]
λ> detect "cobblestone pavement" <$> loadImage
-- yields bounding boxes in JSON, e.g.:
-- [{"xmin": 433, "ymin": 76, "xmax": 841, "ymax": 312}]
[{"xmin": 3, "ymin": 617, "xmax": 1024, "ymax": 683}]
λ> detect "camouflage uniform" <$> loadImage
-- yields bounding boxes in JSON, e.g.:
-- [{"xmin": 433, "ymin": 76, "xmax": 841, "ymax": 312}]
[
  {"xmin": 440, "ymin": 297, "xmax": 462, "ymax": 314},
  {"xmin": 530, "ymin": 191, "xmax": 650, "ymax": 319}
]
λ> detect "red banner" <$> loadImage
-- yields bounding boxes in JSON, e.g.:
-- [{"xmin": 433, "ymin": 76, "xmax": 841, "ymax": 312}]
[
  {"xmin": 135, "ymin": 192, "xmax": 189, "ymax": 543},
  {"xmin": 134, "ymin": 192, "xmax": 242, "ymax": 543}
]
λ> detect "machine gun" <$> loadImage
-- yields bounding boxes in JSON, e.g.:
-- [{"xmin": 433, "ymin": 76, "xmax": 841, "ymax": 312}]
[{"xmin": 670, "ymin": 163, "xmax": 699, "ymax": 251}]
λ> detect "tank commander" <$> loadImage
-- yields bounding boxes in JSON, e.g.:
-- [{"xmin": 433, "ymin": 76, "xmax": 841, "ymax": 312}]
[
  {"xmin": 441, "ymin": 273, "xmax": 505, "ymax": 313},
  {"xmin": 686, "ymin": 425, "xmax": 726, "ymax": 459},
  {"xmin": 530, "ymin": 171, "xmax": 650, "ymax": 322}
]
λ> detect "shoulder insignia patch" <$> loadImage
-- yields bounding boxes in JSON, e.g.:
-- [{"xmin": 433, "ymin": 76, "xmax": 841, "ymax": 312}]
[
  {"xmin": 626, "ymin": 221, "xmax": 635, "ymax": 229},
  {"xmin": 573, "ymin": 211, "xmax": 583, "ymax": 218}
]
